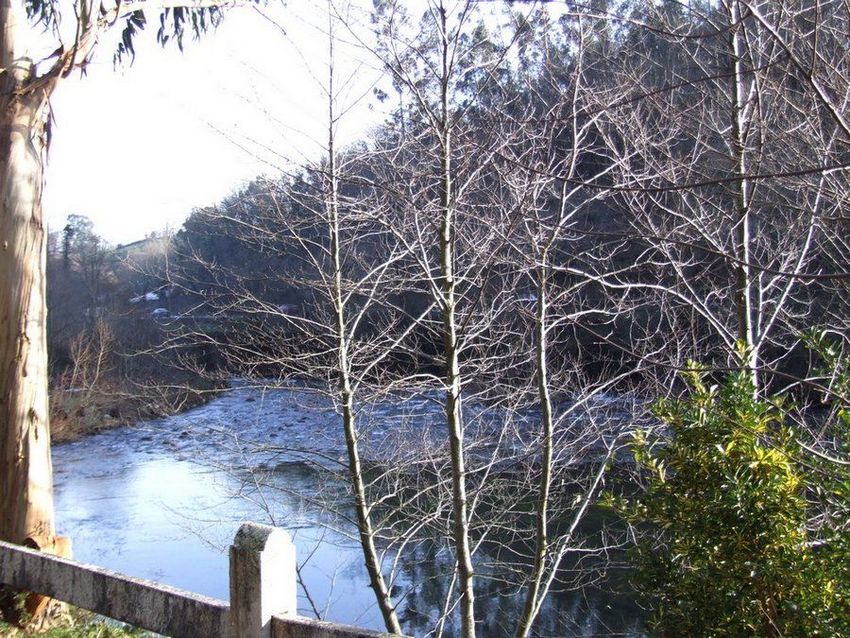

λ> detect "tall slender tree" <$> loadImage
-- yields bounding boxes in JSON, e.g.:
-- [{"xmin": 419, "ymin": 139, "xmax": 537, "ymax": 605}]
[
  {"xmin": 586, "ymin": 0, "xmax": 850, "ymax": 393},
  {"xmin": 0, "ymin": 0, "xmax": 255, "ymax": 619}
]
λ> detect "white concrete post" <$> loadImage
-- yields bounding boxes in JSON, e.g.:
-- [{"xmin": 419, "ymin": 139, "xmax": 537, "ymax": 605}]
[{"xmin": 229, "ymin": 522, "xmax": 298, "ymax": 638}]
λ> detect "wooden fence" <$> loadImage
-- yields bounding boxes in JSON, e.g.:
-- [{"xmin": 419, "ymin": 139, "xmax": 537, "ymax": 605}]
[{"xmin": 0, "ymin": 522, "xmax": 403, "ymax": 638}]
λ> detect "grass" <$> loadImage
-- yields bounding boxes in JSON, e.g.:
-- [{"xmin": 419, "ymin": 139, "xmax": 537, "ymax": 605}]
[{"xmin": 0, "ymin": 609, "xmax": 149, "ymax": 637}]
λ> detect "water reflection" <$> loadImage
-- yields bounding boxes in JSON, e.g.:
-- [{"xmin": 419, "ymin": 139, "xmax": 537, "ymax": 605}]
[{"xmin": 52, "ymin": 383, "xmax": 642, "ymax": 636}]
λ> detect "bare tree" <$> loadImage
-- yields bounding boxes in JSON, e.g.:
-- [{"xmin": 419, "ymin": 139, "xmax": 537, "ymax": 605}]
[
  {"xmin": 495, "ymin": 12, "xmax": 630, "ymax": 635},
  {"xmin": 352, "ymin": 4, "xmax": 635, "ymax": 635},
  {"xmin": 323, "ymin": 7, "xmax": 404, "ymax": 630},
  {"xmin": 163, "ymin": 2, "xmax": 850, "ymax": 635},
  {"xmin": 580, "ymin": 0, "xmax": 850, "ymax": 393},
  {"xmin": 168, "ymin": 4, "xmax": 420, "ymax": 631}
]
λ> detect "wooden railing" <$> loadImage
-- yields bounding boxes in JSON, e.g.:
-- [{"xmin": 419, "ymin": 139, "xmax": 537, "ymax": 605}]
[{"xmin": 0, "ymin": 522, "xmax": 403, "ymax": 638}]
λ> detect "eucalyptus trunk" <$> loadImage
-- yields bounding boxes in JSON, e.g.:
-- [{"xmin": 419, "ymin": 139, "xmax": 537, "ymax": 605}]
[{"xmin": 0, "ymin": 0, "xmax": 56, "ymax": 551}]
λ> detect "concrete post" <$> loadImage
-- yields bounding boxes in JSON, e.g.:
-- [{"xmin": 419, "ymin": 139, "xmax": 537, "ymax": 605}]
[{"xmin": 229, "ymin": 522, "xmax": 298, "ymax": 638}]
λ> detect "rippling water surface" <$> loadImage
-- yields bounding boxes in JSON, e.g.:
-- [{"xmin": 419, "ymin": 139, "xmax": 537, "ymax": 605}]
[{"xmin": 52, "ymin": 382, "xmax": 642, "ymax": 636}]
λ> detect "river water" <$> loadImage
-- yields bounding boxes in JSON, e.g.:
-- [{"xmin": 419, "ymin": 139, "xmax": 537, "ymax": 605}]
[{"xmin": 52, "ymin": 382, "xmax": 642, "ymax": 637}]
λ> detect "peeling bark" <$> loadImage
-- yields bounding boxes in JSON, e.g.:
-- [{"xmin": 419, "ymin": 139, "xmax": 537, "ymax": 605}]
[{"xmin": 0, "ymin": 0, "xmax": 56, "ymax": 549}]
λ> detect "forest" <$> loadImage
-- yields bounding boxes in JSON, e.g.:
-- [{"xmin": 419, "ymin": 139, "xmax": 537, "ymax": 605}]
[{"xmin": 5, "ymin": 0, "xmax": 850, "ymax": 637}]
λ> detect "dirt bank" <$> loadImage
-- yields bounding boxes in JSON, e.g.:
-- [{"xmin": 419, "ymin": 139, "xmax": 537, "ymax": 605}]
[{"xmin": 49, "ymin": 370, "xmax": 224, "ymax": 443}]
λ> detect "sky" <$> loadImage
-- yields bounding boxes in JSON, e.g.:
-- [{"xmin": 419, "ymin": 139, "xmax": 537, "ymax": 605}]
[{"xmin": 42, "ymin": 1, "xmax": 390, "ymax": 244}]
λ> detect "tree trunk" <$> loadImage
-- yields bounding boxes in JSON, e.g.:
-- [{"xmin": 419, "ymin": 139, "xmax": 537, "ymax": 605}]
[
  {"xmin": 437, "ymin": 4, "xmax": 476, "ymax": 632},
  {"xmin": 728, "ymin": 0, "xmax": 758, "ymax": 389},
  {"xmin": 326, "ymin": 13, "xmax": 401, "ymax": 631},
  {"xmin": 0, "ymin": 0, "xmax": 56, "ymax": 551},
  {"xmin": 514, "ymin": 263, "xmax": 553, "ymax": 638}
]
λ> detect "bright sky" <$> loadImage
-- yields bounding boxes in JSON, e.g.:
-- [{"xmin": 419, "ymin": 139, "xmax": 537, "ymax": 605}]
[{"xmin": 42, "ymin": 1, "xmax": 390, "ymax": 244}]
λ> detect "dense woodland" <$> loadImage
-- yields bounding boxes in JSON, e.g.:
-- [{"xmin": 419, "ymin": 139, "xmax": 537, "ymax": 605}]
[
  {"xmin": 45, "ymin": 217, "xmax": 216, "ymax": 441},
  {"xmin": 38, "ymin": 1, "xmax": 850, "ymax": 636}
]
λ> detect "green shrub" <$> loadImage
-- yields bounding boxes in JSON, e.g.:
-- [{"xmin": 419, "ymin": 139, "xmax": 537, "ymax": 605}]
[{"xmin": 609, "ymin": 367, "xmax": 850, "ymax": 637}]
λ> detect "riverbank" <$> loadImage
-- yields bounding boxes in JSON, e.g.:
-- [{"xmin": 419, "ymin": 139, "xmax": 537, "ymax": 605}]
[{"xmin": 49, "ymin": 369, "xmax": 223, "ymax": 443}]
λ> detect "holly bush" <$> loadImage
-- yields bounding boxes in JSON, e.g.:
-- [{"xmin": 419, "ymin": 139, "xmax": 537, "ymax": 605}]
[{"xmin": 610, "ymin": 367, "xmax": 850, "ymax": 637}]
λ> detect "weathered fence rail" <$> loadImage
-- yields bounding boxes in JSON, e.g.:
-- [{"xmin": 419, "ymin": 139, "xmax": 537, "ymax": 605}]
[{"xmin": 0, "ymin": 522, "xmax": 401, "ymax": 638}]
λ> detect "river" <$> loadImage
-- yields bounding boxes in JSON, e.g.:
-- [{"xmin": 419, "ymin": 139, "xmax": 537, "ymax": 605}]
[{"xmin": 52, "ymin": 382, "xmax": 643, "ymax": 637}]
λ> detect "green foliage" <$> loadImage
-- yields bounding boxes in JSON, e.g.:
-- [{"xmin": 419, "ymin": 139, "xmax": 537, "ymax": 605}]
[
  {"xmin": 116, "ymin": 4, "xmax": 228, "ymax": 64},
  {"xmin": 21, "ymin": 0, "xmax": 237, "ymax": 65},
  {"xmin": 0, "ymin": 605, "xmax": 147, "ymax": 637},
  {"xmin": 0, "ymin": 620, "xmax": 147, "ymax": 637},
  {"xmin": 609, "ymin": 366, "xmax": 850, "ymax": 637},
  {"xmin": 804, "ymin": 329, "xmax": 850, "ymax": 453}
]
